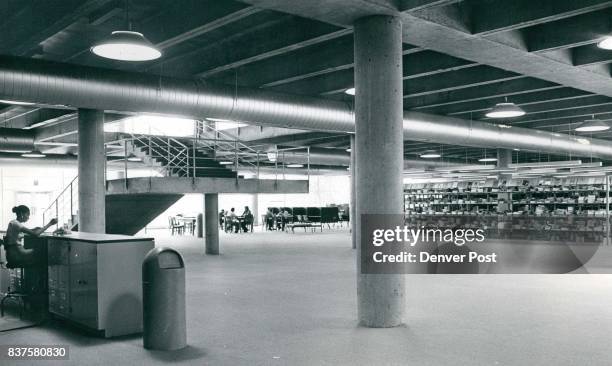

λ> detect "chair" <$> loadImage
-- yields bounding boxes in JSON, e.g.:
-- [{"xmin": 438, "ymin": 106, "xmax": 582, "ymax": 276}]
[
  {"xmin": 0, "ymin": 237, "xmax": 28, "ymax": 319},
  {"xmin": 168, "ymin": 216, "xmax": 185, "ymax": 235},
  {"xmin": 321, "ymin": 207, "xmax": 339, "ymax": 228},
  {"xmin": 306, "ymin": 207, "xmax": 321, "ymax": 223}
]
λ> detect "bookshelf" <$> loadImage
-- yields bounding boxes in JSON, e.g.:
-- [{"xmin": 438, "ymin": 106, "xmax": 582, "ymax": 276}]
[{"xmin": 404, "ymin": 176, "xmax": 611, "ymax": 243}]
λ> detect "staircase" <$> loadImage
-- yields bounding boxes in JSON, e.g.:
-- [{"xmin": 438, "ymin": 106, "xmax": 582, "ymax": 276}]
[
  {"xmin": 43, "ymin": 124, "xmax": 267, "ymax": 234},
  {"xmin": 123, "ymin": 134, "xmax": 239, "ymax": 178},
  {"xmin": 42, "ymin": 176, "xmax": 183, "ymax": 235}
]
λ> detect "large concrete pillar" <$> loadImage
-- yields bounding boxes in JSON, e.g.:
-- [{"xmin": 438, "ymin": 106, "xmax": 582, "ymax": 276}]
[
  {"xmin": 78, "ymin": 109, "xmax": 106, "ymax": 233},
  {"xmin": 354, "ymin": 15, "xmax": 404, "ymax": 327},
  {"xmin": 251, "ymin": 194, "xmax": 259, "ymax": 225},
  {"xmin": 204, "ymin": 193, "xmax": 219, "ymax": 255},
  {"xmin": 350, "ymin": 134, "xmax": 356, "ymax": 249},
  {"xmin": 497, "ymin": 149, "xmax": 513, "ymax": 182}
]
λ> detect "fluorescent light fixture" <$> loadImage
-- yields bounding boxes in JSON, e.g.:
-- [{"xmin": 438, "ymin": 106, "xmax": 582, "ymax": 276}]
[
  {"xmin": 436, "ymin": 164, "xmax": 495, "ymax": 172},
  {"xmin": 126, "ymin": 153, "xmax": 142, "ymax": 162},
  {"xmin": 21, "ymin": 149, "xmax": 46, "ymax": 158},
  {"xmin": 508, "ymin": 160, "xmax": 581, "ymax": 169},
  {"xmin": 346, "ymin": 148, "xmax": 351, "ymax": 152},
  {"xmin": 219, "ymin": 161, "xmax": 233, "ymax": 165},
  {"xmin": 91, "ymin": 31, "xmax": 161, "ymax": 61},
  {"xmin": 478, "ymin": 157, "xmax": 498, "ymax": 162},
  {"xmin": 344, "ymin": 88, "xmax": 355, "ymax": 96},
  {"xmin": 575, "ymin": 118, "xmax": 610, "ymax": 132},
  {"xmin": 286, "ymin": 164, "xmax": 304, "ymax": 168},
  {"xmin": 597, "ymin": 36, "xmax": 612, "ymax": 50},
  {"xmin": 0, "ymin": 99, "xmax": 35, "ymax": 106},
  {"xmin": 485, "ymin": 102, "xmax": 526, "ymax": 118},
  {"xmin": 419, "ymin": 150, "xmax": 441, "ymax": 159}
]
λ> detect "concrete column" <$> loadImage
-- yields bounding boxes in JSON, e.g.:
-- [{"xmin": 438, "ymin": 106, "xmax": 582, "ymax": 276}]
[
  {"xmin": 496, "ymin": 149, "xmax": 513, "ymax": 182},
  {"xmin": 251, "ymin": 194, "xmax": 259, "ymax": 225},
  {"xmin": 354, "ymin": 15, "xmax": 404, "ymax": 327},
  {"xmin": 204, "ymin": 193, "xmax": 219, "ymax": 255},
  {"xmin": 78, "ymin": 109, "xmax": 106, "ymax": 233},
  {"xmin": 497, "ymin": 149, "xmax": 513, "ymax": 168},
  {"xmin": 350, "ymin": 134, "xmax": 356, "ymax": 249}
]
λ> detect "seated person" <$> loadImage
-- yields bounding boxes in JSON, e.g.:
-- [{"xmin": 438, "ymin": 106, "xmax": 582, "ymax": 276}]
[
  {"xmin": 265, "ymin": 208, "xmax": 275, "ymax": 230},
  {"xmin": 226, "ymin": 208, "xmax": 240, "ymax": 233},
  {"xmin": 4, "ymin": 205, "xmax": 57, "ymax": 267},
  {"xmin": 241, "ymin": 206, "xmax": 254, "ymax": 232}
]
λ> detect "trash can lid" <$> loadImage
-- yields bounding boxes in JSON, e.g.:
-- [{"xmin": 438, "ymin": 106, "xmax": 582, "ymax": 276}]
[{"xmin": 143, "ymin": 247, "xmax": 184, "ymax": 269}]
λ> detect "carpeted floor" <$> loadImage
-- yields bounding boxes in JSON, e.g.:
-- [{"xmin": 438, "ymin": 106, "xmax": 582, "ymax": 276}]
[{"xmin": 1, "ymin": 227, "xmax": 611, "ymax": 365}]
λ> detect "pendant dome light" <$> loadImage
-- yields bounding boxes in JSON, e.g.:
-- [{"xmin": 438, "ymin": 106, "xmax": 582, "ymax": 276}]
[
  {"xmin": 575, "ymin": 115, "xmax": 610, "ymax": 132},
  {"xmin": 91, "ymin": 0, "xmax": 161, "ymax": 61},
  {"xmin": 485, "ymin": 97, "xmax": 525, "ymax": 118}
]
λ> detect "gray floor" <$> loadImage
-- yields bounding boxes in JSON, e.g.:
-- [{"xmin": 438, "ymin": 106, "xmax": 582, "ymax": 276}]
[{"xmin": 2, "ymin": 227, "xmax": 612, "ymax": 365}]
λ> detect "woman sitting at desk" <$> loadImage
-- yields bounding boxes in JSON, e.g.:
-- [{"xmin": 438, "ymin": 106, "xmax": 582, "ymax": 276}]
[{"xmin": 4, "ymin": 205, "xmax": 57, "ymax": 266}]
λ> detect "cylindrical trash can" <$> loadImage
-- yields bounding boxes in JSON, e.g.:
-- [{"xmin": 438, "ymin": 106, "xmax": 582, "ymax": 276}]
[
  {"xmin": 142, "ymin": 247, "xmax": 186, "ymax": 350},
  {"xmin": 197, "ymin": 213, "xmax": 203, "ymax": 238}
]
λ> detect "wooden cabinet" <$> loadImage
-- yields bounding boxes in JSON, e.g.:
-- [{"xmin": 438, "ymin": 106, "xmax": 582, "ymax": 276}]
[{"xmin": 47, "ymin": 233, "xmax": 154, "ymax": 337}]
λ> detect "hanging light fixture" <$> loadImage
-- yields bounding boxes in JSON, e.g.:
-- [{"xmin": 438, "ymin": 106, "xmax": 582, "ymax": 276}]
[
  {"xmin": 344, "ymin": 88, "xmax": 355, "ymax": 96},
  {"xmin": 92, "ymin": 31, "xmax": 161, "ymax": 61},
  {"xmin": 91, "ymin": 0, "xmax": 161, "ymax": 61},
  {"xmin": 420, "ymin": 150, "xmax": 441, "ymax": 159},
  {"xmin": 345, "ymin": 148, "xmax": 351, "ymax": 152},
  {"xmin": 21, "ymin": 149, "xmax": 46, "ymax": 158},
  {"xmin": 574, "ymin": 116, "xmax": 610, "ymax": 132},
  {"xmin": 219, "ymin": 161, "xmax": 234, "ymax": 165},
  {"xmin": 485, "ymin": 99, "xmax": 526, "ymax": 118},
  {"xmin": 286, "ymin": 163, "xmax": 304, "ymax": 168}
]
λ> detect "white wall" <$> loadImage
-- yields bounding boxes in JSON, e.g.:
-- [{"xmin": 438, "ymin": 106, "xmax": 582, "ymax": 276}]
[{"xmin": 0, "ymin": 165, "xmax": 77, "ymax": 229}]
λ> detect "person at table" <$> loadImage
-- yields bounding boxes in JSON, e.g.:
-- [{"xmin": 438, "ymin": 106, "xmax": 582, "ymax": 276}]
[
  {"xmin": 241, "ymin": 206, "xmax": 254, "ymax": 232},
  {"xmin": 280, "ymin": 209, "xmax": 292, "ymax": 231},
  {"xmin": 226, "ymin": 208, "xmax": 239, "ymax": 233},
  {"xmin": 219, "ymin": 209, "xmax": 226, "ymax": 229},
  {"xmin": 4, "ymin": 205, "xmax": 57, "ymax": 267},
  {"xmin": 265, "ymin": 208, "xmax": 275, "ymax": 230}
]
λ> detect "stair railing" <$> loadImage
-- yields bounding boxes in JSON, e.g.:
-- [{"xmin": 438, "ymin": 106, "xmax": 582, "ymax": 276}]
[
  {"xmin": 43, "ymin": 175, "xmax": 78, "ymax": 229},
  {"xmin": 193, "ymin": 121, "xmax": 265, "ymax": 178}
]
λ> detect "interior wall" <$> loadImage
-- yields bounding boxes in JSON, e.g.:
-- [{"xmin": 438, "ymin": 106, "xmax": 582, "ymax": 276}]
[{"xmin": 0, "ymin": 165, "xmax": 77, "ymax": 230}]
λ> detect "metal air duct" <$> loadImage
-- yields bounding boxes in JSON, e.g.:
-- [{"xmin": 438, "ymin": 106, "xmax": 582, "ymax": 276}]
[{"xmin": 1, "ymin": 56, "xmax": 612, "ymax": 159}]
